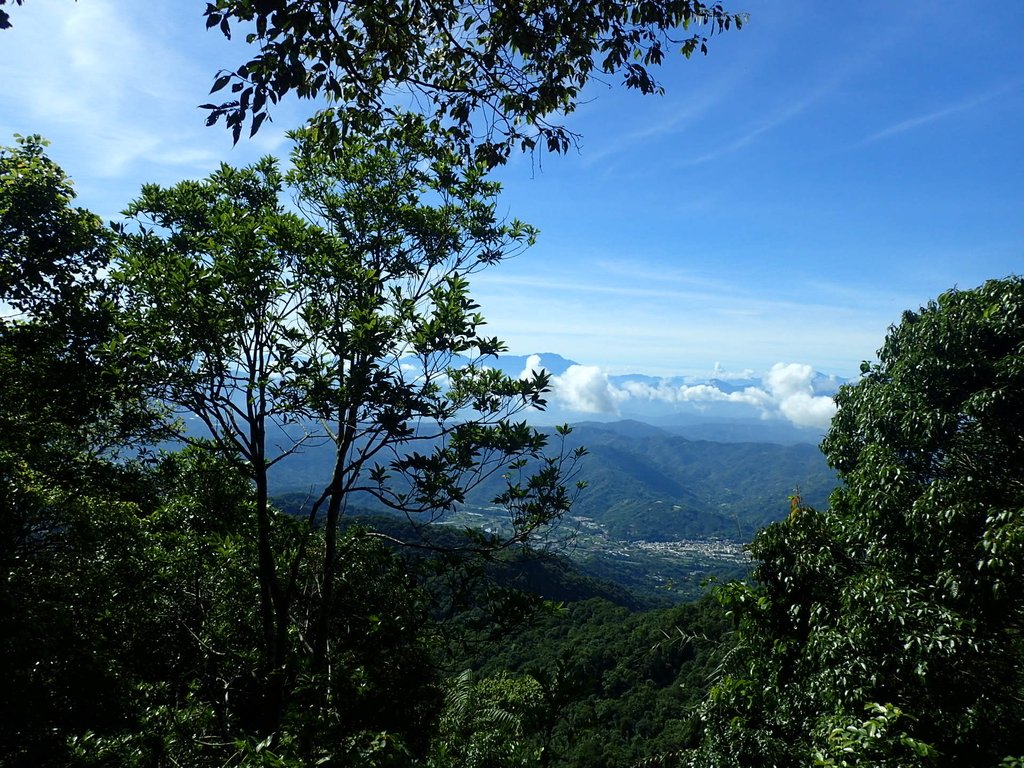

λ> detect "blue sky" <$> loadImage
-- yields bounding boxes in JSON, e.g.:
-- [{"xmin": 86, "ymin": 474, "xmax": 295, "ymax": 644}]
[{"xmin": 2, "ymin": 0, "xmax": 1022, "ymax": 388}]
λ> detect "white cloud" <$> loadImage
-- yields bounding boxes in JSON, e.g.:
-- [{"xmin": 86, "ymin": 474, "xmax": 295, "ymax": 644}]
[
  {"xmin": 519, "ymin": 355, "xmax": 625, "ymax": 415},
  {"xmin": 471, "ymin": 258, "xmax": 884, "ymax": 378},
  {"xmin": 619, "ymin": 379, "xmax": 775, "ymax": 411},
  {"xmin": 858, "ymin": 82, "xmax": 1019, "ymax": 146},
  {"xmin": 764, "ymin": 362, "xmax": 815, "ymax": 400},
  {"xmin": 535, "ymin": 359, "xmax": 838, "ymax": 430},
  {"xmin": 0, "ymin": 0, "xmax": 301, "ymax": 219},
  {"xmin": 680, "ymin": 383, "xmax": 774, "ymax": 409},
  {"xmin": 762, "ymin": 363, "xmax": 838, "ymax": 429},
  {"xmin": 517, "ymin": 354, "xmax": 546, "ymax": 380},
  {"xmin": 550, "ymin": 365, "xmax": 626, "ymax": 415},
  {"xmin": 4, "ymin": 2, "xmax": 186, "ymax": 171},
  {"xmin": 776, "ymin": 392, "xmax": 838, "ymax": 429}
]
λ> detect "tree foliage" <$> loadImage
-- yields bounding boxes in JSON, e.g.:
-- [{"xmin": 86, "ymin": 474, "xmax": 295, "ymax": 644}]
[
  {"xmin": 111, "ymin": 123, "xmax": 583, "ymax": 754},
  {"xmin": 0, "ymin": 0, "xmax": 24, "ymax": 31},
  {"xmin": 693, "ymin": 277, "xmax": 1024, "ymax": 767},
  {"xmin": 1, "ymin": 134, "xmax": 110, "ymax": 317},
  {"xmin": 430, "ymin": 670, "xmax": 546, "ymax": 768},
  {"xmin": 1, "ymin": 135, "xmax": 158, "ymax": 467},
  {"xmin": 201, "ymin": 0, "xmax": 744, "ymax": 163},
  {"xmin": 435, "ymin": 594, "xmax": 732, "ymax": 768},
  {"xmin": 0, "ymin": 126, "xmax": 596, "ymax": 765}
]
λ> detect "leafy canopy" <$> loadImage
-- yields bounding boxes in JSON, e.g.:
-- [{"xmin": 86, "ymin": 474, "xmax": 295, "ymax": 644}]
[
  {"xmin": 1, "ymin": 135, "xmax": 157, "ymax": 470},
  {"xmin": 201, "ymin": 0, "xmax": 745, "ymax": 163},
  {"xmin": 1, "ymin": 134, "xmax": 111, "ymax": 318},
  {"xmin": 694, "ymin": 277, "xmax": 1024, "ymax": 767}
]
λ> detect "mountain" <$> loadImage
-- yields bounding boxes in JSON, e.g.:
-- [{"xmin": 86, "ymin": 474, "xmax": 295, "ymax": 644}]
[
  {"xmin": 173, "ymin": 351, "xmax": 842, "ymax": 543},
  {"xmin": 520, "ymin": 421, "xmax": 835, "ymax": 541},
  {"xmin": 577, "ymin": 415, "xmax": 825, "ymax": 445},
  {"xmin": 268, "ymin": 419, "xmax": 836, "ymax": 543},
  {"xmin": 471, "ymin": 353, "xmax": 850, "ymax": 439}
]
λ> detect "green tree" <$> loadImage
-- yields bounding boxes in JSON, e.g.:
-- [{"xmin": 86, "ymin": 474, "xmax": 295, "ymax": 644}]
[
  {"xmin": 430, "ymin": 671, "xmax": 546, "ymax": 768},
  {"xmin": 1, "ymin": 459, "xmax": 164, "ymax": 767},
  {"xmin": 201, "ymin": 0, "xmax": 744, "ymax": 163},
  {"xmin": 114, "ymin": 124, "xmax": 583, "ymax": 750},
  {"xmin": 443, "ymin": 593, "xmax": 731, "ymax": 768},
  {"xmin": 1, "ymin": 133, "xmax": 108, "ymax": 317},
  {"xmin": 52, "ymin": 447, "xmax": 445, "ymax": 768},
  {"xmin": 1, "ymin": 135, "xmax": 158, "ymax": 467},
  {"xmin": 1, "ymin": 136, "xmax": 164, "ymax": 765},
  {"xmin": 116, "ymin": 154, "xmax": 322, "ymax": 728},
  {"xmin": 693, "ymin": 277, "xmax": 1024, "ymax": 767},
  {"xmin": 284, "ymin": 126, "xmax": 584, "ymax": 682}
]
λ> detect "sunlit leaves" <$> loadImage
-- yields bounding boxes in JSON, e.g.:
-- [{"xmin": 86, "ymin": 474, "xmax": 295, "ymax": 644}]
[
  {"xmin": 1, "ymin": 134, "xmax": 112, "ymax": 318},
  {"xmin": 812, "ymin": 703, "xmax": 938, "ymax": 768}
]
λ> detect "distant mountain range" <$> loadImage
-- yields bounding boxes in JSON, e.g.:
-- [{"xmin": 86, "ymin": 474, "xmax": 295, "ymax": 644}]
[
  {"xmin": 540, "ymin": 421, "xmax": 835, "ymax": 541},
  {"xmin": 268, "ymin": 418, "xmax": 836, "ymax": 543},
  {"xmin": 174, "ymin": 351, "xmax": 843, "ymax": 543},
  {"xmin": 448, "ymin": 352, "xmax": 849, "ymax": 439}
]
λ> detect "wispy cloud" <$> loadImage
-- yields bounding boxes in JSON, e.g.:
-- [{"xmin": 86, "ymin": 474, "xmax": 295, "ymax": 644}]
[
  {"xmin": 681, "ymin": 95, "xmax": 817, "ymax": 166},
  {"xmin": 0, "ymin": 0, "xmax": 299, "ymax": 216},
  {"xmin": 667, "ymin": 20, "xmax": 917, "ymax": 167},
  {"xmin": 579, "ymin": 87, "xmax": 732, "ymax": 167},
  {"xmin": 470, "ymin": 255, "xmax": 889, "ymax": 377},
  {"xmin": 857, "ymin": 82, "xmax": 1020, "ymax": 146},
  {"xmin": 5, "ymin": 2, "xmax": 194, "ymax": 167},
  {"xmin": 473, "ymin": 267, "xmax": 871, "ymax": 320}
]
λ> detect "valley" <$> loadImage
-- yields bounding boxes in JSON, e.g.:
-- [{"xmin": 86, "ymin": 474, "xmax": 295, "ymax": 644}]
[{"xmin": 271, "ymin": 418, "xmax": 834, "ymax": 602}]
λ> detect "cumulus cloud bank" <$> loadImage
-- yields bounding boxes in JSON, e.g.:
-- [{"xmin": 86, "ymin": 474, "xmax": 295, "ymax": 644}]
[
  {"xmin": 519, "ymin": 355, "xmax": 626, "ymax": 415},
  {"xmin": 620, "ymin": 380, "xmax": 772, "ymax": 410},
  {"xmin": 520, "ymin": 356, "xmax": 837, "ymax": 430},
  {"xmin": 763, "ymin": 363, "xmax": 839, "ymax": 429}
]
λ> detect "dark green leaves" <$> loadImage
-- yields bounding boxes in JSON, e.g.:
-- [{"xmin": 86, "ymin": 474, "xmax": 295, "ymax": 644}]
[
  {"xmin": 210, "ymin": 72, "xmax": 231, "ymax": 93},
  {"xmin": 695, "ymin": 277, "xmax": 1024, "ymax": 767},
  {"xmin": 200, "ymin": 0, "xmax": 746, "ymax": 164},
  {"xmin": 1, "ymin": 136, "xmax": 160, "ymax": 467},
  {"xmin": 0, "ymin": 135, "xmax": 112, "ymax": 317},
  {"xmin": 0, "ymin": 0, "xmax": 25, "ymax": 31}
]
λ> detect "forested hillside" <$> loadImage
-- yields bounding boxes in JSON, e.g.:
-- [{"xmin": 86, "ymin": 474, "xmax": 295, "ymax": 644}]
[
  {"xmin": 690, "ymin": 279, "xmax": 1024, "ymax": 767},
  {"xmin": 555, "ymin": 423, "xmax": 834, "ymax": 540}
]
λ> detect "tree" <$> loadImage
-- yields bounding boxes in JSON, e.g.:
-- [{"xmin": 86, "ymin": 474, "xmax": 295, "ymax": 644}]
[
  {"xmin": 201, "ymin": 0, "xmax": 745, "ymax": 163},
  {"xmin": 1, "ymin": 135, "xmax": 158, "ymax": 464},
  {"xmin": 1, "ymin": 134, "xmax": 108, "ymax": 316},
  {"xmin": 283, "ymin": 125, "xmax": 584, "ymax": 682},
  {"xmin": 114, "ymin": 123, "xmax": 584, "ymax": 750},
  {"xmin": 2, "ymin": 1, "xmax": 744, "ymax": 162},
  {"xmin": 430, "ymin": 670, "xmax": 547, "ymax": 768},
  {"xmin": 0, "ymin": 136, "xmax": 165, "ymax": 766},
  {"xmin": 0, "ymin": 135, "xmax": 458, "ymax": 764},
  {"xmin": 692, "ymin": 277, "xmax": 1024, "ymax": 767},
  {"xmin": 116, "ymin": 155, "xmax": 322, "ymax": 720}
]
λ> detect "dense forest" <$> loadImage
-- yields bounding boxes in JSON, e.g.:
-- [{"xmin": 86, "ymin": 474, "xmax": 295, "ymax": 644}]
[{"xmin": 3, "ymin": 2, "xmax": 1024, "ymax": 766}]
